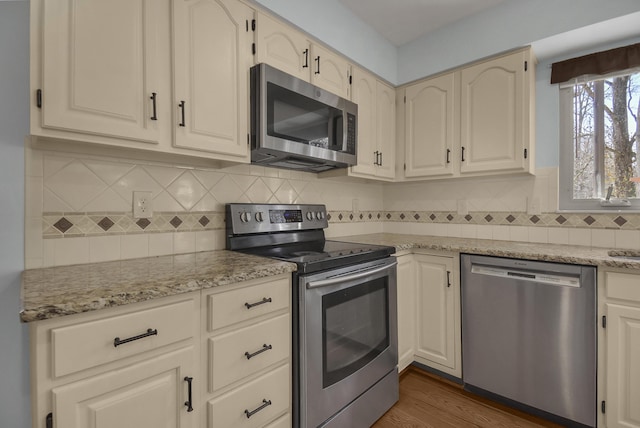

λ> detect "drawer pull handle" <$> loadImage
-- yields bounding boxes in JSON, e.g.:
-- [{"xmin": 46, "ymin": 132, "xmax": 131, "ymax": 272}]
[
  {"xmin": 244, "ymin": 297, "xmax": 272, "ymax": 309},
  {"xmin": 113, "ymin": 328, "xmax": 158, "ymax": 347},
  {"xmin": 184, "ymin": 376, "xmax": 194, "ymax": 412},
  {"xmin": 245, "ymin": 343, "xmax": 272, "ymax": 360},
  {"xmin": 244, "ymin": 399, "xmax": 272, "ymax": 418}
]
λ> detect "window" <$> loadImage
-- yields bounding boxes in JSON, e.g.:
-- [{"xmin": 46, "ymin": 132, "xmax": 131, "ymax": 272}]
[{"xmin": 556, "ymin": 43, "xmax": 640, "ymax": 211}]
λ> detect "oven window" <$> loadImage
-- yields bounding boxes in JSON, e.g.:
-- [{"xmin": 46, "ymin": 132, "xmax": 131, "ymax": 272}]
[
  {"xmin": 322, "ymin": 277, "xmax": 389, "ymax": 388},
  {"xmin": 267, "ymin": 82, "xmax": 343, "ymax": 150}
]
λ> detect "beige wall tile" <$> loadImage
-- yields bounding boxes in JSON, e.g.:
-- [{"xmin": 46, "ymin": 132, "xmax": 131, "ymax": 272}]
[
  {"xmin": 149, "ymin": 233, "xmax": 174, "ymax": 256},
  {"xmin": 54, "ymin": 237, "xmax": 89, "ymax": 266},
  {"xmin": 121, "ymin": 234, "xmax": 150, "ymax": 259},
  {"xmin": 89, "ymin": 235, "xmax": 121, "ymax": 263}
]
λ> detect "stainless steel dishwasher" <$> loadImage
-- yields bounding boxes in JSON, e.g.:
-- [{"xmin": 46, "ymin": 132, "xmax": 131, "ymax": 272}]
[{"xmin": 461, "ymin": 254, "xmax": 596, "ymax": 428}]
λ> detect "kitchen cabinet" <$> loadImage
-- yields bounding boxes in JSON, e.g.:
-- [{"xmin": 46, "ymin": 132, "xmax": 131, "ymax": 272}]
[
  {"xmin": 604, "ymin": 271, "xmax": 640, "ymax": 428},
  {"xmin": 413, "ymin": 252, "xmax": 461, "ymax": 378},
  {"xmin": 396, "ymin": 253, "xmax": 416, "ymax": 372},
  {"xmin": 255, "ymin": 11, "xmax": 351, "ymax": 99},
  {"xmin": 172, "ymin": 0, "xmax": 253, "ymax": 157},
  {"xmin": 33, "ymin": 0, "xmax": 162, "ymax": 144},
  {"xmin": 29, "ymin": 293, "xmax": 199, "ymax": 428},
  {"xmin": 400, "ymin": 47, "xmax": 535, "ymax": 180},
  {"xmin": 404, "ymin": 73, "xmax": 457, "ymax": 178},
  {"xmin": 202, "ymin": 274, "xmax": 291, "ymax": 427},
  {"xmin": 30, "ymin": 0, "xmax": 254, "ymax": 163},
  {"xmin": 349, "ymin": 67, "xmax": 396, "ymax": 180}
]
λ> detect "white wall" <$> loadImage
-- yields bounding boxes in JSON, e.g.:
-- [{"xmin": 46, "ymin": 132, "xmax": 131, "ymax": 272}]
[
  {"xmin": 397, "ymin": 0, "xmax": 640, "ymax": 84},
  {"xmin": 0, "ymin": 2, "xmax": 30, "ymax": 427}
]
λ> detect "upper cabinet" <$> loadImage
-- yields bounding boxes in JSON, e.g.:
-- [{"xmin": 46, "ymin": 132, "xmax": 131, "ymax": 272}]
[
  {"xmin": 36, "ymin": 0, "xmax": 162, "ymax": 144},
  {"xmin": 400, "ymin": 47, "xmax": 535, "ymax": 181},
  {"xmin": 31, "ymin": 0, "xmax": 253, "ymax": 163},
  {"xmin": 255, "ymin": 11, "xmax": 351, "ymax": 99},
  {"xmin": 172, "ymin": 0, "xmax": 253, "ymax": 157}
]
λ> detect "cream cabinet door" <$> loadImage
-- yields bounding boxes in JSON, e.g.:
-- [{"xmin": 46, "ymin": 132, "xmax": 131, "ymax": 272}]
[
  {"xmin": 350, "ymin": 68, "xmax": 377, "ymax": 177},
  {"xmin": 459, "ymin": 49, "xmax": 530, "ymax": 174},
  {"xmin": 404, "ymin": 73, "xmax": 456, "ymax": 178},
  {"xmin": 414, "ymin": 254, "xmax": 456, "ymax": 371},
  {"xmin": 52, "ymin": 347, "xmax": 195, "ymax": 428},
  {"xmin": 310, "ymin": 44, "xmax": 351, "ymax": 99},
  {"xmin": 375, "ymin": 80, "xmax": 396, "ymax": 179},
  {"xmin": 40, "ymin": 0, "xmax": 161, "ymax": 143},
  {"xmin": 396, "ymin": 255, "xmax": 416, "ymax": 372},
  {"xmin": 255, "ymin": 11, "xmax": 309, "ymax": 81},
  {"xmin": 606, "ymin": 303, "xmax": 640, "ymax": 428},
  {"xmin": 172, "ymin": 0, "xmax": 253, "ymax": 157}
]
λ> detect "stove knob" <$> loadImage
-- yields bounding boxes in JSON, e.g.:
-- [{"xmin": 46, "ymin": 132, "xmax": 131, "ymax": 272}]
[
  {"xmin": 306, "ymin": 212, "xmax": 314, "ymax": 221},
  {"xmin": 240, "ymin": 212, "xmax": 251, "ymax": 223},
  {"xmin": 315, "ymin": 211, "xmax": 323, "ymax": 220},
  {"xmin": 255, "ymin": 211, "xmax": 264, "ymax": 222}
]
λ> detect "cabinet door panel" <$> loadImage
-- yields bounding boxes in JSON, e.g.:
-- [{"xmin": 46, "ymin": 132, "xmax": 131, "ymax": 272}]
[
  {"xmin": 404, "ymin": 73, "xmax": 455, "ymax": 178},
  {"xmin": 310, "ymin": 44, "xmax": 350, "ymax": 98},
  {"xmin": 415, "ymin": 255, "xmax": 455, "ymax": 369},
  {"xmin": 255, "ymin": 12, "xmax": 309, "ymax": 81},
  {"xmin": 42, "ymin": 0, "xmax": 160, "ymax": 143},
  {"xmin": 376, "ymin": 80, "xmax": 396, "ymax": 179},
  {"xmin": 460, "ymin": 51, "xmax": 526, "ymax": 174},
  {"xmin": 350, "ymin": 69, "xmax": 377, "ymax": 176},
  {"xmin": 173, "ymin": 0, "xmax": 252, "ymax": 157},
  {"xmin": 396, "ymin": 255, "xmax": 415, "ymax": 372},
  {"xmin": 53, "ymin": 347, "xmax": 194, "ymax": 428},
  {"xmin": 606, "ymin": 303, "xmax": 640, "ymax": 428}
]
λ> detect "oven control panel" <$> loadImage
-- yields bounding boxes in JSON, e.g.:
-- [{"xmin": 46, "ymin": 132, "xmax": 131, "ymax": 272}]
[{"xmin": 226, "ymin": 203, "xmax": 328, "ymax": 235}]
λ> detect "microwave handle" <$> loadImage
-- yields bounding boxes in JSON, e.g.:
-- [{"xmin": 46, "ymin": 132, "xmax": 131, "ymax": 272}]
[{"xmin": 307, "ymin": 261, "xmax": 396, "ymax": 289}]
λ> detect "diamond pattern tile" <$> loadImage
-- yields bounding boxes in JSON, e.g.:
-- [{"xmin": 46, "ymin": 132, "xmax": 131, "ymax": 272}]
[
  {"xmin": 46, "ymin": 161, "xmax": 108, "ymax": 211},
  {"xmin": 199, "ymin": 216, "xmax": 210, "ymax": 227},
  {"xmin": 136, "ymin": 218, "xmax": 151, "ymax": 230},
  {"xmin": 210, "ymin": 175, "xmax": 244, "ymax": 204},
  {"xmin": 530, "ymin": 215, "xmax": 540, "ymax": 224},
  {"xmin": 555, "ymin": 215, "xmax": 567, "ymax": 224},
  {"xmin": 506, "ymin": 215, "xmax": 516, "ymax": 223},
  {"xmin": 614, "ymin": 216, "xmax": 627, "ymax": 227},
  {"xmin": 583, "ymin": 216, "xmax": 596, "ymax": 225},
  {"xmin": 97, "ymin": 217, "xmax": 114, "ymax": 231},
  {"xmin": 465, "ymin": 214, "xmax": 473, "ymax": 222},
  {"xmin": 484, "ymin": 214, "xmax": 493, "ymax": 222},
  {"xmin": 167, "ymin": 171, "xmax": 207, "ymax": 210},
  {"xmin": 53, "ymin": 217, "xmax": 73, "ymax": 233},
  {"xmin": 446, "ymin": 214, "xmax": 454, "ymax": 221},
  {"xmin": 170, "ymin": 216, "xmax": 183, "ymax": 228}
]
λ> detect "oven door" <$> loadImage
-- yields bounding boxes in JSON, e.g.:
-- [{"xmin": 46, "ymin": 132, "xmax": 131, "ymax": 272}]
[{"xmin": 299, "ymin": 257, "xmax": 397, "ymax": 427}]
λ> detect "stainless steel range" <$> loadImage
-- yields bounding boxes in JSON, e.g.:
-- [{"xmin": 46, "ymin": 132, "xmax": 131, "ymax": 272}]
[{"xmin": 226, "ymin": 203, "xmax": 399, "ymax": 428}]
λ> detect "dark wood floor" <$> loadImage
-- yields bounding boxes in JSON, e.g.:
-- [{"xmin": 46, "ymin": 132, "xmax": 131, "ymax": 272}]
[{"xmin": 372, "ymin": 367, "xmax": 564, "ymax": 428}]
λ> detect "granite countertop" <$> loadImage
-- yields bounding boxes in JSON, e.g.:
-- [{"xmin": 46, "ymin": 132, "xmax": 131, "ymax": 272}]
[
  {"xmin": 334, "ymin": 233, "xmax": 640, "ymax": 270},
  {"xmin": 22, "ymin": 234, "xmax": 640, "ymax": 323},
  {"xmin": 21, "ymin": 250, "xmax": 297, "ymax": 323}
]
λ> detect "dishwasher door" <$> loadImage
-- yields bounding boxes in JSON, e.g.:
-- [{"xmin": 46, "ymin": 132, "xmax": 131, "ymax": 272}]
[{"xmin": 461, "ymin": 254, "xmax": 596, "ymax": 428}]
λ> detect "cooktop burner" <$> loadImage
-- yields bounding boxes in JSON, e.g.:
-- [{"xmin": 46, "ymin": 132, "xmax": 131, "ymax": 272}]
[{"xmin": 225, "ymin": 203, "xmax": 395, "ymax": 273}]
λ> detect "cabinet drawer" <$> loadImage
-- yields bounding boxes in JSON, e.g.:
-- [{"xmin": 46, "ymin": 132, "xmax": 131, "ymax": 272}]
[
  {"xmin": 209, "ymin": 314, "xmax": 290, "ymax": 392},
  {"xmin": 264, "ymin": 413, "xmax": 291, "ymax": 428},
  {"xmin": 606, "ymin": 272, "xmax": 640, "ymax": 303},
  {"xmin": 52, "ymin": 299, "xmax": 195, "ymax": 378},
  {"xmin": 208, "ymin": 277, "xmax": 289, "ymax": 331},
  {"xmin": 208, "ymin": 364, "xmax": 290, "ymax": 428}
]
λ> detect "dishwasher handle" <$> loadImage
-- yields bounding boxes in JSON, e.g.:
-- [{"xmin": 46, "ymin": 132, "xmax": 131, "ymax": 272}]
[{"xmin": 471, "ymin": 264, "xmax": 581, "ymax": 288}]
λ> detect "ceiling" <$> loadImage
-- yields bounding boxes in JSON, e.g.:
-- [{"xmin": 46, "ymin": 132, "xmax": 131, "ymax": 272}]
[{"xmin": 338, "ymin": 0, "xmax": 511, "ymax": 46}]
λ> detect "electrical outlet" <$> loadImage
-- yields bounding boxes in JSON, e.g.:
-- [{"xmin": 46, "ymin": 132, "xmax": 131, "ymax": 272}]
[{"xmin": 133, "ymin": 191, "xmax": 153, "ymax": 219}]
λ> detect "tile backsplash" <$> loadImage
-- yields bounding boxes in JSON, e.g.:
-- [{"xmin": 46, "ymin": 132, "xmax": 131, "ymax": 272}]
[{"xmin": 25, "ymin": 145, "xmax": 640, "ymax": 269}]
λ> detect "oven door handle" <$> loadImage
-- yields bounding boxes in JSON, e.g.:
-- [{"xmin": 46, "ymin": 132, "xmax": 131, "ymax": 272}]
[{"xmin": 307, "ymin": 261, "xmax": 397, "ymax": 289}]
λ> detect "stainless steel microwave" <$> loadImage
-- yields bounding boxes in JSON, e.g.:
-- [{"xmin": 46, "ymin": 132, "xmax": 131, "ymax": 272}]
[{"xmin": 250, "ymin": 63, "xmax": 357, "ymax": 172}]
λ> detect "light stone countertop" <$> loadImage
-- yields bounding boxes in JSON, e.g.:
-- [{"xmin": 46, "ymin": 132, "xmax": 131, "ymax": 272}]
[
  {"xmin": 21, "ymin": 250, "xmax": 297, "ymax": 323},
  {"xmin": 334, "ymin": 233, "xmax": 640, "ymax": 270},
  {"xmin": 21, "ymin": 234, "xmax": 640, "ymax": 323}
]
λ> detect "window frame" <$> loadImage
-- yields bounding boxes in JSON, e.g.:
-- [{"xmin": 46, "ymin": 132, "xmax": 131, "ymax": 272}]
[{"xmin": 558, "ymin": 71, "xmax": 640, "ymax": 212}]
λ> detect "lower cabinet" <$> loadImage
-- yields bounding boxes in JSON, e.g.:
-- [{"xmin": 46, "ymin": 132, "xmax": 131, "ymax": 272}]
[
  {"xmin": 395, "ymin": 251, "xmax": 461, "ymax": 379},
  {"xmin": 604, "ymin": 271, "xmax": 640, "ymax": 428},
  {"xmin": 202, "ymin": 274, "xmax": 291, "ymax": 428},
  {"xmin": 30, "ymin": 274, "xmax": 292, "ymax": 428},
  {"xmin": 30, "ymin": 293, "xmax": 200, "ymax": 428},
  {"xmin": 413, "ymin": 252, "xmax": 461, "ymax": 378},
  {"xmin": 396, "ymin": 253, "xmax": 416, "ymax": 372}
]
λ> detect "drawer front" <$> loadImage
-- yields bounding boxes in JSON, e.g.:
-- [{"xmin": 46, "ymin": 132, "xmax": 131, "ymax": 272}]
[
  {"xmin": 264, "ymin": 414, "xmax": 290, "ymax": 428},
  {"xmin": 208, "ymin": 364, "xmax": 290, "ymax": 428},
  {"xmin": 606, "ymin": 272, "xmax": 640, "ymax": 303},
  {"xmin": 209, "ymin": 314, "xmax": 290, "ymax": 392},
  {"xmin": 208, "ymin": 277, "xmax": 289, "ymax": 331},
  {"xmin": 52, "ymin": 299, "xmax": 195, "ymax": 378}
]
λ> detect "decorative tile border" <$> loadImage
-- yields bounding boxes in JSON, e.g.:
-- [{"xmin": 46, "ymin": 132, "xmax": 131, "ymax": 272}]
[{"xmin": 42, "ymin": 210, "xmax": 640, "ymax": 238}]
